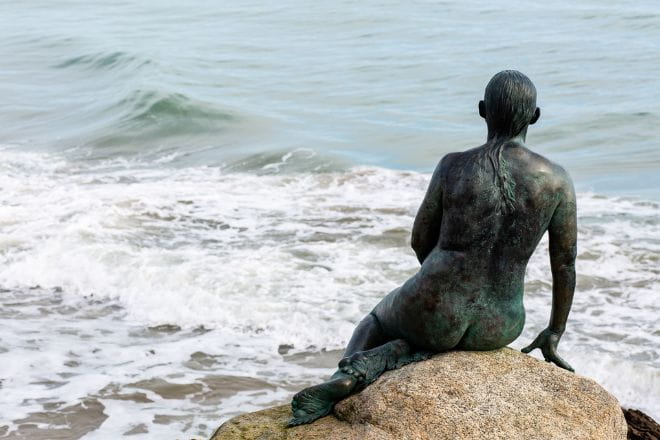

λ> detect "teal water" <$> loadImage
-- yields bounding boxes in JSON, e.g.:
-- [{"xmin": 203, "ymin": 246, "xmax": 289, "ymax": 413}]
[
  {"xmin": 1, "ymin": 0, "xmax": 659, "ymax": 195},
  {"xmin": 0, "ymin": 1, "xmax": 658, "ymax": 438}
]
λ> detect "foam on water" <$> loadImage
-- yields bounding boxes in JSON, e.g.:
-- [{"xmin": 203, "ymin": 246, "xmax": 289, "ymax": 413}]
[{"xmin": 0, "ymin": 148, "xmax": 658, "ymax": 437}]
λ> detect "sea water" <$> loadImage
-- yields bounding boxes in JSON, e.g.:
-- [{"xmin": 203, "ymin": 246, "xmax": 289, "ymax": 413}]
[{"xmin": 0, "ymin": 0, "xmax": 658, "ymax": 438}]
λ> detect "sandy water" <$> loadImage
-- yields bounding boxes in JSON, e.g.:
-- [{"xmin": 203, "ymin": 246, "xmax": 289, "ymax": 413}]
[{"xmin": 0, "ymin": 0, "xmax": 659, "ymax": 438}]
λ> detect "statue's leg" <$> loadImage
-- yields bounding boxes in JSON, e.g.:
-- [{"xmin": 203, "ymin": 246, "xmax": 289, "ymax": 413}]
[
  {"xmin": 339, "ymin": 339, "xmax": 433, "ymax": 386},
  {"xmin": 288, "ymin": 313, "xmax": 392, "ymax": 426},
  {"xmin": 340, "ymin": 310, "xmax": 433, "ymax": 386},
  {"xmin": 343, "ymin": 312, "xmax": 390, "ymax": 356}
]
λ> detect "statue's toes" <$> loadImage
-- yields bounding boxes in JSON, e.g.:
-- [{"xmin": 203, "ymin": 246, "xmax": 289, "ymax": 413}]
[
  {"xmin": 340, "ymin": 364, "xmax": 364, "ymax": 380},
  {"xmin": 287, "ymin": 401, "xmax": 333, "ymax": 427},
  {"xmin": 288, "ymin": 409, "xmax": 314, "ymax": 427},
  {"xmin": 339, "ymin": 352, "xmax": 365, "ymax": 367},
  {"xmin": 351, "ymin": 369, "xmax": 364, "ymax": 379},
  {"xmin": 291, "ymin": 391, "xmax": 306, "ymax": 411},
  {"xmin": 348, "ymin": 353, "xmax": 369, "ymax": 374},
  {"xmin": 339, "ymin": 364, "xmax": 354, "ymax": 374}
]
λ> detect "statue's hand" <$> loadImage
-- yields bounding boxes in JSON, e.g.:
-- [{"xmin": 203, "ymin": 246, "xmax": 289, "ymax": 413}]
[{"xmin": 521, "ymin": 328, "xmax": 574, "ymax": 372}]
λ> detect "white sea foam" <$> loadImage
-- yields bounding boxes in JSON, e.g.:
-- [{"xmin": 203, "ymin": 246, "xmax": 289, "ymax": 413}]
[{"xmin": 0, "ymin": 148, "xmax": 658, "ymax": 437}]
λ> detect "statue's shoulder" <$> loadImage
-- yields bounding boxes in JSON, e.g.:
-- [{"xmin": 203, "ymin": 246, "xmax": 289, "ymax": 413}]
[
  {"xmin": 430, "ymin": 151, "xmax": 462, "ymax": 180},
  {"xmin": 509, "ymin": 145, "xmax": 573, "ymax": 189},
  {"xmin": 436, "ymin": 148, "xmax": 477, "ymax": 170},
  {"xmin": 438, "ymin": 151, "xmax": 461, "ymax": 168}
]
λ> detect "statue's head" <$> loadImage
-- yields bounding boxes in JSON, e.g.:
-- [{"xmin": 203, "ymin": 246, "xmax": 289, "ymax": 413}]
[{"xmin": 479, "ymin": 70, "xmax": 540, "ymax": 138}]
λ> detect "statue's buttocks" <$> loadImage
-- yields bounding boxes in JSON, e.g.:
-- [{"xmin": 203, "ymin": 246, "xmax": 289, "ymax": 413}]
[{"xmin": 374, "ymin": 246, "xmax": 526, "ymax": 352}]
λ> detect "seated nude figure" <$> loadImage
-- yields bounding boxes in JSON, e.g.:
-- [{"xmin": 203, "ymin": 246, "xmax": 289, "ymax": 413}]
[{"xmin": 289, "ymin": 70, "xmax": 577, "ymax": 426}]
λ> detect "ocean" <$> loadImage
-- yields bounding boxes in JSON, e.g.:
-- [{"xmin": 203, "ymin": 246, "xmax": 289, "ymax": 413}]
[{"xmin": 0, "ymin": 0, "xmax": 658, "ymax": 438}]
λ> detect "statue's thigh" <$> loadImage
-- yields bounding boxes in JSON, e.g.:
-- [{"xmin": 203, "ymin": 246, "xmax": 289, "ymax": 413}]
[
  {"xmin": 458, "ymin": 307, "xmax": 525, "ymax": 350},
  {"xmin": 392, "ymin": 283, "xmax": 471, "ymax": 351}
]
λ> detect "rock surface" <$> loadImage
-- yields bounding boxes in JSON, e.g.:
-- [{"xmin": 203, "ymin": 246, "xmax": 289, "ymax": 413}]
[
  {"xmin": 211, "ymin": 348, "xmax": 627, "ymax": 440},
  {"xmin": 623, "ymin": 409, "xmax": 660, "ymax": 440}
]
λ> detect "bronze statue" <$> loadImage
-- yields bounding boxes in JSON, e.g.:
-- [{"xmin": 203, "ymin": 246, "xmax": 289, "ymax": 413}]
[{"xmin": 288, "ymin": 70, "xmax": 577, "ymax": 426}]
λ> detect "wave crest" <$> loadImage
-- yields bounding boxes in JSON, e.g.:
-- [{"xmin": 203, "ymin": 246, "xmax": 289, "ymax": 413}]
[{"xmin": 54, "ymin": 50, "xmax": 152, "ymax": 71}]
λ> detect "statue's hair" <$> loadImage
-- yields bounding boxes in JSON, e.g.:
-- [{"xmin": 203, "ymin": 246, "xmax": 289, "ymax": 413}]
[
  {"xmin": 481, "ymin": 70, "xmax": 537, "ymax": 214},
  {"xmin": 484, "ymin": 70, "xmax": 537, "ymax": 137}
]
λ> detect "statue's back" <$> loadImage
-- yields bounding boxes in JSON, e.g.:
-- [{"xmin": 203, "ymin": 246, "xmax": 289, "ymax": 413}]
[{"xmin": 438, "ymin": 142, "xmax": 568, "ymax": 267}]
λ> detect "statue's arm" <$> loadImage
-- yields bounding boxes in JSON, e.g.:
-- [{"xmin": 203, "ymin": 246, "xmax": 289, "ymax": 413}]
[
  {"xmin": 522, "ymin": 174, "xmax": 577, "ymax": 371},
  {"xmin": 411, "ymin": 158, "xmax": 445, "ymax": 264},
  {"xmin": 547, "ymin": 178, "xmax": 577, "ymax": 335}
]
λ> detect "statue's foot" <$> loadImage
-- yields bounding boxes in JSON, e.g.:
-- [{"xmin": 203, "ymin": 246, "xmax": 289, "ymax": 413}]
[
  {"xmin": 338, "ymin": 351, "xmax": 369, "ymax": 382},
  {"xmin": 338, "ymin": 349, "xmax": 389, "ymax": 385},
  {"xmin": 288, "ymin": 387, "xmax": 333, "ymax": 427},
  {"xmin": 287, "ymin": 376, "xmax": 356, "ymax": 427},
  {"xmin": 339, "ymin": 344, "xmax": 434, "ymax": 385}
]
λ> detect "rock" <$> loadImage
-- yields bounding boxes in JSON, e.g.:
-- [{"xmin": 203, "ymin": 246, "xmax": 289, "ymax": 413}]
[
  {"xmin": 623, "ymin": 408, "xmax": 660, "ymax": 440},
  {"xmin": 211, "ymin": 348, "xmax": 628, "ymax": 440},
  {"xmin": 209, "ymin": 405, "xmax": 385, "ymax": 440}
]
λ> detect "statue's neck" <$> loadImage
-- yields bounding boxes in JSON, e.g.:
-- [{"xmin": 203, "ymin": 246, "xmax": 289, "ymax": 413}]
[{"xmin": 486, "ymin": 127, "xmax": 528, "ymax": 145}]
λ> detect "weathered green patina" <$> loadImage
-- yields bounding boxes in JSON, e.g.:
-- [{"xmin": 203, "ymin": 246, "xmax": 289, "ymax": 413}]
[{"xmin": 288, "ymin": 71, "xmax": 577, "ymax": 426}]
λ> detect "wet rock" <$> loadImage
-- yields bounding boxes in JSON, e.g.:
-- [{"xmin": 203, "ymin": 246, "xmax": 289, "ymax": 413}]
[
  {"xmin": 211, "ymin": 348, "xmax": 627, "ymax": 440},
  {"xmin": 623, "ymin": 408, "xmax": 660, "ymax": 440},
  {"xmin": 278, "ymin": 344, "xmax": 294, "ymax": 355}
]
